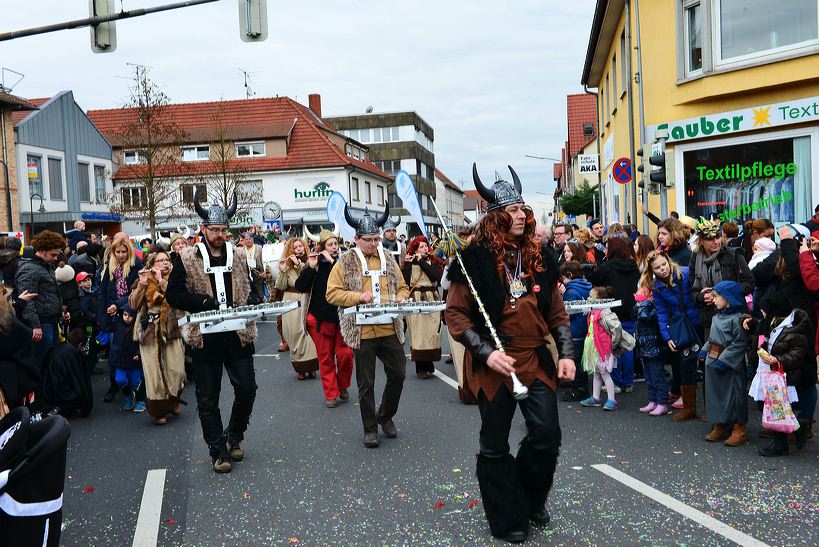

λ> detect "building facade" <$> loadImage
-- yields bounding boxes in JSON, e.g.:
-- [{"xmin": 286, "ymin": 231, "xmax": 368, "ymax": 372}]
[
  {"xmin": 582, "ymin": 0, "xmax": 819, "ymax": 234},
  {"xmin": 87, "ymin": 94, "xmax": 391, "ymax": 236},
  {"xmin": 0, "ymin": 90, "xmax": 37, "ymax": 234},
  {"xmin": 324, "ymin": 110, "xmax": 439, "ymax": 236},
  {"xmin": 14, "ymin": 91, "xmax": 116, "ymax": 239},
  {"xmin": 433, "ymin": 168, "xmax": 465, "ymax": 231}
]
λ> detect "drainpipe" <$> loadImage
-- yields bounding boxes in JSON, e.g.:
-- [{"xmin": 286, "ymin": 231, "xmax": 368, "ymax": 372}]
[
  {"xmin": 583, "ymin": 85, "xmax": 603, "ymax": 225},
  {"xmin": 625, "ymin": 0, "xmax": 638, "ymax": 225},
  {"xmin": 0, "ymin": 110, "xmax": 12, "ymax": 230}
]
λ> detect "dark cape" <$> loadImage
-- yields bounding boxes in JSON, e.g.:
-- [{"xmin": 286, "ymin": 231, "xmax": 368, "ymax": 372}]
[{"xmin": 41, "ymin": 343, "xmax": 93, "ymax": 417}]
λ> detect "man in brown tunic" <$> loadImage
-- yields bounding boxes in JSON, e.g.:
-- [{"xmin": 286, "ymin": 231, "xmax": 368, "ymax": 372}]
[{"xmin": 445, "ymin": 164, "xmax": 576, "ymax": 544}]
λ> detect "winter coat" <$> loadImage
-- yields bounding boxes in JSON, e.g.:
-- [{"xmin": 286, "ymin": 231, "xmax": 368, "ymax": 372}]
[
  {"xmin": 652, "ymin": 267, "xmax": 701, "ymax": 343},
  {"xmin": 64, "ymin": 228, "xmax": 88, "ymax": 250},
  {"xmin": 562, "ymin": 277, "xmax": 592, "ymax": 340},
  {"xmin": 634, "ymin": 298, "xmax": 662, "ymax": 359},
  {"xmin": 586, "ymin": 257, "xmax": 641, "ymax": 323},
  {"xmin": 97, "ymin": 261, "xmax": 140, "ymax": 330},
  {"xmin": 78, "ymin": 288, "xmax": 100, "ymax": 333},
  {"xmin": 744, "ymin": 309, "xmax": 813, "ymax": 387},
  {"xmin": 689, "ymin": 245, "xmax": 754, "ymax": 331},
  {"xmin": 752, "ymin": 240, "xmax": 816, "ymax": 334},
  {"xmin": 0, "ymin": 316, "xmax": 40, "ymax": 405},
  {"xmin": 41, "ymin": 343, "xmax": 93, "ymax": 417},
  {"xmin": 664, "ymin": 243, "xmax": 692, "ymax": 269},
  {"xmin": 798, "ymin": 249, "xmax": 819, "ymax": 354},
  {"xmin": 703, "ymin": 306, "xmax": 748, "ymax": 424},
  {"xmin": 14, "ymin": 256, "xmax": 63, "ymax": 329},
  {"xmin": 0, "ymin": 249, "xmax": 20, "ymax": 290},
  {"xmin": 59, "ymin": 280, "xmax": 82, "ymax": 329},
  {"xmin": 73, "ymin": 254, "xmax": 100, "ymax": 281},
  {"xmin": 108, "ymin": 319, "xmax": 140, "ymax": 371}
]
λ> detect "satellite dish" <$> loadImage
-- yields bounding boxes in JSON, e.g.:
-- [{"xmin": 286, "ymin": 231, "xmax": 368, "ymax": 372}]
[{"xmin": 365, "ymin": 106, "xmax": 373, "ymax": 113}]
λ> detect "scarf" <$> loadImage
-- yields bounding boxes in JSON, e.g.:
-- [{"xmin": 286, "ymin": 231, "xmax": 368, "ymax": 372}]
[
  {"xmin": 113, "ymin": 265, "xmax": 128, "ymax": 299},
  {"xmin": 695, "ymin": 247, "xmax": 723, "ymax": 289},
  {"xmin": 748, "ymin": 250, "xmax": 772, "ymax": 270}
]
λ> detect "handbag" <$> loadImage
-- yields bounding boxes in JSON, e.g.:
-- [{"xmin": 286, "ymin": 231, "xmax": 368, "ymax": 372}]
[
  {"xmin": 761, "ymin": 362, "xmax": 800, "ymax": 433},
  {"xmin": 667, "ymin": 275, "xmax": 701, "ymax": 353}
]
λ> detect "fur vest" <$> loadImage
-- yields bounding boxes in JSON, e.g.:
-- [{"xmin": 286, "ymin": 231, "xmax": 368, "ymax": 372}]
[
  {"xmin": 336, "ymin": 250, "xmax": 405, "ymax": 349},
  {"xmin": 178, "ymin": 244, "xmax": 257, "ymax": 349},
  {"xmin": 447, "ymin": 243, "xmax": 559, "ymax": 341},
  {"xmin": 132, "ymin": 272, "xmax": 185, "ymax": 343}
]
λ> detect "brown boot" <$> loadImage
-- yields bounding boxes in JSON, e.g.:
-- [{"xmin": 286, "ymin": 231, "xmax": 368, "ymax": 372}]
[
  {"xmin": 724, "ymin": 423, "xmax": 747, "ymax": 446},
  {"xmin": 698, "ymin": 382, "xmax": 707, "ymax": 422},
  {"xmin": 704, "ymin": 423, "xmax": 729, "ymax": 441},
  {"xmin": 672, "ymin": 385, "xmax": 697, "ymax": 422}
]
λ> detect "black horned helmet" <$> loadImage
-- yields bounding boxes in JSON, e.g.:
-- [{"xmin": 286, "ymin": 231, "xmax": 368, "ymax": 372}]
[
  {"xmin": 193, "ymin": 187, "xmax": 237, "ymax": 226},
  {"xmin": 383, "ymin": 216, "xmax": 401, "ymax": 231},
  {"xmin": 472, "ymin": 162, "xmax": 524, "ymax": 211},
  {"xmin": 344, "ymin": 203, "xmax": 390, "ymax": 236}
]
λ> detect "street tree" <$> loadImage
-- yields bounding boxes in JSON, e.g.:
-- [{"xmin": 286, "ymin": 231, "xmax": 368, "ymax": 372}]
[
  {"xmin": 559, "ymin": 181, "xmax": 597, "ymax": 217},
  {"xmin": 109, "ymin": 66, "xmax": 189, "ymax": 239}
]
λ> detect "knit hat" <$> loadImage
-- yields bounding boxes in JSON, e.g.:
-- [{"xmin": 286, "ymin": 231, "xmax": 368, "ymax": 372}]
[
  {"xmin": 694, "ymin": 217, "xmax": 721, "ymax": 239},
  {"xmin": 55, "ymin": 264, "xmax": 75, "ymax": 283},
  {"xmin": 754, "ymin": 237, "xmax": 776, "ymax": 253},
  {"xmin": 169, "ymin": 233, "xmax": 183, "ymax": 247},
  {"xmin": 712, "ymin": 280, "xmax": 745, "ymax": 311},
  {"xmin": 121, "ymin": 303, "xmax": 136, "ymax": 316}
]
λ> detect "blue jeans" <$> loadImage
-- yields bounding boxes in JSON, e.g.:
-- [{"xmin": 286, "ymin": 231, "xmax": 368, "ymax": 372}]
[
  {"xmin": 796, "ymin": 382, "xmax": 817, "ymax": 421},
  {"xmin": 33, "ymin": 323, "xmax": 59, "ymax": 371},
  {"xmin": 611, "ymin": 321, "xmax": 636, "ymax": 388},
  {"xmin": 643, "ymin": 357, "xmax": 668, "ymax": 405}
]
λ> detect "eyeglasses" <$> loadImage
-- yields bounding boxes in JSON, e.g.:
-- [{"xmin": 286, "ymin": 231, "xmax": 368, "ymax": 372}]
[
  {"xmin": 154, "ymin": 258, "xmax": 170, "ymax": 263},
  {"xmin": 358, "ymin": 236, "xmax": 381, "ymax": 244},
  {"xmin": 206, "ymin": 227, "xmax": 229, "ymax": 235}
]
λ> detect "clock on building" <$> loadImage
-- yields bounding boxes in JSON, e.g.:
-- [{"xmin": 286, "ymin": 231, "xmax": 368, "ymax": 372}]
[{"xmin": 263, "ymin": 201, "xmax": 281, "ymax": 220}]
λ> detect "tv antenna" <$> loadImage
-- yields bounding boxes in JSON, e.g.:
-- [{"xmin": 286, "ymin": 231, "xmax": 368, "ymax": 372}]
[
  {"xmin": 0, "ymin": 67, "xmax": 24, "ymax": 93},
  {"xmin": 239, "ymin": 68, "xmax": 256, "ymax": 99}
]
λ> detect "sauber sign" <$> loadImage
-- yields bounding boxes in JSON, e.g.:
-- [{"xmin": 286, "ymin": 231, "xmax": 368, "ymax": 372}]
[{"xmin": 649, "ymin": 96, "xmax": 819, "ymax": 143}]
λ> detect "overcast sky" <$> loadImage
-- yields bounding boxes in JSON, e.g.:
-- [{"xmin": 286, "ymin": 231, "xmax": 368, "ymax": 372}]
[{"xmin": 1, "ymin": 0, "xmax": 597, "ymax": 216}]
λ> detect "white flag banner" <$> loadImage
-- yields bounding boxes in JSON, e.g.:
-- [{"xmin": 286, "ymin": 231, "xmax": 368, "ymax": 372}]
[
  {"xmin": 326, "ymin": 191, "xmax": 357, "ymax": 241},
  {"xmin": 394, "ymin": 170, "xmax": 428, "ymax": 238}
]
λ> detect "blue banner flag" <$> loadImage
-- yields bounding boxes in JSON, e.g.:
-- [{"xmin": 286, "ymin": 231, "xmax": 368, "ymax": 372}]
[
  {"xmin": 394, "ymin": 170, "xmax": 428, "ymax": 238},
  {"xmin": 326, "ymin": 191, "xmax": 357, "ymax": 241}
]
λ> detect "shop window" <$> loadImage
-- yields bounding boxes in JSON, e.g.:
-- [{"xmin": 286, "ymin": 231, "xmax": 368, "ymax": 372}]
[
  {"xmin": 48, "ymin": 157, "xmax": 63, "ymax": 200},
  {"xmin": 27, "ymin": 155, "xmax": 43, "ymax": 196},
  {"xmin": 682, "ymin": 136, "xmax": 811, "ymax": 225},
  {"xmin": 78, "ymin": 162, "xmax": 91, "ymax": 202}
]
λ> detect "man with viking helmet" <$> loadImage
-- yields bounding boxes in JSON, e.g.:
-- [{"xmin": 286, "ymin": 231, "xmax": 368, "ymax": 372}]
[
  {"xmin": 445, "ymin": 164, "xmax": 576, "ymax": 543},
  {"xmin": 166, "ymin": 189, "xmax": 260, "ymax": 474},
  {"xmin": 326, "ymin": 204, "xmax": 410, "ymax": 448},
  {"xmin": 381, "ymin": 216, "xmax": 405, "ymax": 261}
]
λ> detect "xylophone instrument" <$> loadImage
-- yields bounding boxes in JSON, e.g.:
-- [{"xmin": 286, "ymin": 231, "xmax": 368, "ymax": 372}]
[
  {"xmin": 343, "ymin": 300, "xmax": 446, "ymax": 325},
  {"xmin": 179, "ymin": 301, "xmax": 300, "ymax": 334},
  {"xmin": 564, "ymin": 298, "xmax": 622, "ymax": 315}
]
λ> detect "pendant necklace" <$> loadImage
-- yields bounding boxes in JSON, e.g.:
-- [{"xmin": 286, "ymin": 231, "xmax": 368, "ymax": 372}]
[{"xmin": 504, "ymin": 250, "xmax": 526, "ymax": 308}]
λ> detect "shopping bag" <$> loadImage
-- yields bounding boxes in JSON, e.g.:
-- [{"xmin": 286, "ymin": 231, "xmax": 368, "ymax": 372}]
[{"xmin": 760, "ymin": 364, "xmax": 799, "ymax": 433}]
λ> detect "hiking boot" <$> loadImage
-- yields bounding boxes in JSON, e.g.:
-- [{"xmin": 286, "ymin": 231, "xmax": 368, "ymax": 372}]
[
  {"xmin": 228, "ymin": 440, "xmax": 244, "ymax": 462},
  {"xmin": 704, "ymin": 424, "xmax": 729, "ymax": 442},
  {"xmin": 212, "ymin": 456, "xmax": 232, "ymax": 473},
  {"xmin": 379, "ymin": 419, "xmax": 397, "ymax": 438},
  {"xmin": 363, "ymin": 432, "xmax": 380, "ymax": 448},
  {"xmin": 724, "ymin": 424, "xmax": 747, "ymax": 446}
]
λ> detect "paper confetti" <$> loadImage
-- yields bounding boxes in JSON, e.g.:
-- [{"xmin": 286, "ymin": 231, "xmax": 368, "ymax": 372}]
[
  {"xmin": 469, "ymin": 500, "xmax": 479, "ymax": 508},
  {"xmin": 673, "ymin": 450, "xmax": 683, "ymax": 454},
  {"xmin": 619, "ymin": 461, "xmax": 629, "ymax": 465},
  {"xmin": 571, "ymin": 466, "xmax": 583, "ymax": 470},
  {"xmin": 164, "ymin": 519, "xmax": 175, "ymax": 525},
  {"xmin": 289, "ymin": 537, "xmax": 298, "ymax": 543},
  {"xmin": 242, "ymin": 492, "xmax": 251, "ymax": 499},
  {"xmin": 83, "ymin": 486, "xmax": 94, "ymax": 493},
  {"xmin": 434, "ymin": 502, "xmax": 446, "ymax": 510},
  {"xmin": 452, "ymin": 468, "xmax": 461, "ymax": 473}
]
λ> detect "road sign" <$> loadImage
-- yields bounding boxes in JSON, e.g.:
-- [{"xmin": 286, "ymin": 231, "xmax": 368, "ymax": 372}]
[
  {"xmin": 613, "ymin": 157, "xmax": 632, "ymax": 184},
  {"xmin": 578, "ymin": 154, "xmax": 599, "ymax": 174}
]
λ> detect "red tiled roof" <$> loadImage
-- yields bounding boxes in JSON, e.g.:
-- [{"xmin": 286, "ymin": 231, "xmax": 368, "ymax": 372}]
[
  {"xmin": 86, "ymin": 96, "xmax": 390, "ymax": 181},
  {"xmin": 553, "ymin": 163, "xmax": 562, "ymax": 181},
  {"xmin": 1, "ymin": 92, "xmax": 40, "ymax": 116},
  {"xmin": 567, "ymin": 93, "xmax": 597, "ymax": 159},
  {"xmin": 434, "ymin": 168, "xmax": 463, "ymax": 194},
  {"xmin": 10, "ymin": 97, "xmax": 48, "ymax": 124}
]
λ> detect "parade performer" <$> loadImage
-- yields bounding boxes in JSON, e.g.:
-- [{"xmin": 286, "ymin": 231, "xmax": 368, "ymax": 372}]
[
  {"xmin": 166, "ymin": 191, "xmax": 259, "ymax": 474},
  {"xmin": 297, "ymin": 227, "xmax": 354, "ymax": 407},
  {"xmin": 445, "ymin": 164, "xmax": 576, "ymax": 543},
  {"xmin": 326, "ymin": 204, "xmax": 410, "ymax": 448},
  {"xmin": 275, "ymin": 237, "xmax": 319, "ymax": 379},
  {"xmin": 401, "ymin": 235, "xmax": 443, "ymax": 379},
  {"xmin": 242, "ymin": 232, "xmax": 267, "ymax": 302},
  {"xmin": 129, "ymin": 249, "xmax": 186, "ymax": 425},
  {"xmin": 381, "ymin": 216, "xmax": 405, "ymax": 263}
]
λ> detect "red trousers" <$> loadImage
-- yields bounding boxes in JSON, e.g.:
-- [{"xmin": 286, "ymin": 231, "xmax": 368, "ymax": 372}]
[{"xmin": 306, "ymin": 313, "xmax": 354, "ymax": 400}]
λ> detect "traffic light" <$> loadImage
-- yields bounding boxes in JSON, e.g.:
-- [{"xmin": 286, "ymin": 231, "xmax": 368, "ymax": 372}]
[
  {"xmin": 636, "ymin": 145, "xmax": 659, "ymax": 195},
  {"xmin": 89, "ymin": 0, "xmax": 117, "ymax": 53},
  {"xmin": 238, "ymin": 0, "xmax": 268, "ymax": 42},
  {"xmin": 649, "ymin": 149, "xmax": 666, "ymax": 185}
]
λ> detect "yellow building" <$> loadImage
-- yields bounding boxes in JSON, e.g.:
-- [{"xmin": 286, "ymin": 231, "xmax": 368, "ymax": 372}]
[{"xmin": 582, "ymin": 0, "xmax": 819, "ymax": 234}]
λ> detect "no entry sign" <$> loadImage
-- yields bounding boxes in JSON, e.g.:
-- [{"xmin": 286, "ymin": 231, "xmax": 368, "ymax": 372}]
[{"xmin": 613, "ymin": 157, "xmax": 632, "ymax": 184}]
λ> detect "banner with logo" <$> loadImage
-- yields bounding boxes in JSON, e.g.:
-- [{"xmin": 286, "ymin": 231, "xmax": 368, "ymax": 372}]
[
  {"xmin": 394, "ymin": 170, "xmax": 428, "ymax": 238},
  {"xmin": 325, "ymin": 191, "xmax": 357, "ymax": 241}
]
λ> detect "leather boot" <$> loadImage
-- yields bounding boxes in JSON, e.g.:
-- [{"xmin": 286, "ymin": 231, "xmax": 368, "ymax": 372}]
[
  {"xmin": 724, "ymin": 423, "xmax": 747, "ymax": 446},
  {"xmin": 759, "ymin": 432, "xmax": 789, "ymax": 457},
  {"xmin": 672, "ymin": 385, "xmax": 697, "ymax": 422},
  {"xmin": 698, "ymin": 381, "xmax": 707, "ymax": 422},
  {"xmin": 704, "ymin": 423, "xmax": 729, "ymax": 441},
  {"xmin": 794, "ymin": 419, "xmax": 809, "ymax": 450}
]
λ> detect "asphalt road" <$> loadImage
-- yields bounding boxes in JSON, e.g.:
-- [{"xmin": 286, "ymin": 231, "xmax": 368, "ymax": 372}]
[{"xmin": 59, "ymin": 321, "xmax": 819, "ymax": 546}]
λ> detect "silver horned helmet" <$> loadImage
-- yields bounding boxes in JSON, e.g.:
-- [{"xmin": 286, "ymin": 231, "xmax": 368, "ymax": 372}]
[
  {"xmin": 344, "ymin": 203, "xmax": 390, "ymax": 236},
  {"xmin": 382, "ymin": 216, "xmax": 401, "ymax": 231},
  {"xmin": 193, "ymin": 187, "xmax": 237, "ymax": 226},
  {"xmin": 472, "ymin": 162, "xmax": 524, "ymax": 211}
]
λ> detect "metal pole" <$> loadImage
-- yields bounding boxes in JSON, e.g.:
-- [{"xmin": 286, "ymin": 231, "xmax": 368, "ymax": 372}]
[
  {"xmin": 29, "ymin": 193, "xmax": 35, "ymax": 237},
  {"xmin": 0, "ymin": 0, "xmax": 221, "ymax": 42},
  {"xmin": 593, "ymin": 194, "xmax": 597, "ymax": 218},
  {"xmin": 634, "ymin": 0, "xmax": 651, "ymax": 227}
]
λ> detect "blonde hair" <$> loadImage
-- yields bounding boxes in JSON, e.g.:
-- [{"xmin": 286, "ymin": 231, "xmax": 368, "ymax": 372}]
[
  {"xmin": 638, "ymin": 250, "xmax": 682, "ymax": 293},
  {"xmin": 104, "ymin": 237, "xmax": 136, "ymax": 280},
  {"xmin": 574, "ymin": 228, "xmax": 595, "ymax": 248},
  {"xmin": 280, "ymin": 237, "xmax": 307, "ymax": 271}
]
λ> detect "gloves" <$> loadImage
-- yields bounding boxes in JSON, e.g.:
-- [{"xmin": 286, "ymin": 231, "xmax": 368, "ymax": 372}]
[{"xmin": 713, "ymin": 359, "xmax": 731, "ymax": 374}]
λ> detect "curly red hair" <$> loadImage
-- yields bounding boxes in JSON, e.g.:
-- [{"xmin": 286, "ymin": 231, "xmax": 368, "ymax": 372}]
[
  {"xmin": 474, "ymin": 206, "xmax": 543, "ymax": 278},
  {"xmin": 406, "ymin": 235, "xmax": 443, "ymax": 265}
]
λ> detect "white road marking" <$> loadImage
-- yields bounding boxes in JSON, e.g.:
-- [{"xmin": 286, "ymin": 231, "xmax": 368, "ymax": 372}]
[
  {"xmin": 132, "ymin": 468, "xmax": 167, "ymax": 547},
  {"xmin": 433, "ymin": 370, "xmax": 459, "ymax": 390},
  {"xmin": 591, "ymin": 464, "xmax": 771, "ymax": 547}
]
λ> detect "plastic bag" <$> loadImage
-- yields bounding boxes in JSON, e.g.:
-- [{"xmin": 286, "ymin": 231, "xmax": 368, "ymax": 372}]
[{"xmin": 761, "ymin": 364, "xmax": 800, "ymax": 433}]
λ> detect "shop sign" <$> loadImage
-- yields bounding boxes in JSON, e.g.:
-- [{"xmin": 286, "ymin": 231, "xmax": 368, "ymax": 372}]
[
  {"xmin": 577, "ymin": 154, "xmax": 599, "ymax": 174},
  {"xmin": 651, "ymin": 95, "xmax": 819, "ymax": 143},
  {"xmin": 81, "ymin": 212, "xmax": 121, "ymax": 222},
  {"xmin": 293, "ymin": 181, "xmax": 333, "ymax": 203}
]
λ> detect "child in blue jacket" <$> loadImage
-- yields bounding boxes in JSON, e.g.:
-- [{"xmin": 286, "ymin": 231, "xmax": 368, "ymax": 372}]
[
  {"xmin": 560, "ymin": 260, "xmax": 592, "ymax": 402},
  {"xmin": 108, "ymin": 304, "xmax": 145, "ymax": 412},
  {"xmin": 634, "ymin": 285, "xmax": 668, "ymax": 416}
]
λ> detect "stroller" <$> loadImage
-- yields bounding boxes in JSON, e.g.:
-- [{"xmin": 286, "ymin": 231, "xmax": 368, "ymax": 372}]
[{"xmin": 0, "ymin": 407, "xmax": 71, "ymax": 546}]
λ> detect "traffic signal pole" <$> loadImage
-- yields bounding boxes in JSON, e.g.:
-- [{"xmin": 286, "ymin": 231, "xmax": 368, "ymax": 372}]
[{"xmin": 0, "ymin": 0, "xmax": 221, "ymax": 42}]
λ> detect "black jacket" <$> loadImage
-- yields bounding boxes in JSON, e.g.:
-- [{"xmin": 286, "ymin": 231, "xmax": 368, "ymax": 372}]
[
  {"xmin": 59, "ymin": 281, "xmax": 82, "ymax": 329},
  {"xmin": 41, "ymin": 343, "xmax": 93, "ymax": 417},
  {"xmin": 745, "ymin": 308, "xmax": 814, "ymax": 386},
  {"xmin": 587, "ymin": 257, "xmax": 640, "ymax": 322},
  {"xmin": 14, "ymin": 256, "xmax": 63, "ymax": 328},
  {"xmin": 666, "ymin": 243, "xmax": 692, "ymax": 269},
  {"xmin": 0, "ymin": 316, "xmax": 40, "ymax": 405},
  {"xmin": 294, "ymin": 257, "xmax": 339, "ymax": 324}
]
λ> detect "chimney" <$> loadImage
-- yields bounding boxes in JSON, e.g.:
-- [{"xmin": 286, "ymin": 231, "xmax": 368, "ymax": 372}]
[{"xmin": 308, "ymin": 94, "xmax": 322, "ymax": 118}]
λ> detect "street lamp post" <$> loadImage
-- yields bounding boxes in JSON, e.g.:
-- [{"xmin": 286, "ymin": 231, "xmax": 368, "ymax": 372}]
[{"xmin": 29, "ymin": 192, "xmax": 45, "ymax": 237}]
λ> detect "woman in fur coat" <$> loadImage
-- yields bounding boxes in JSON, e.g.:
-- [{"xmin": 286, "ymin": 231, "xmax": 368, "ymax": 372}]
[{"xmin": 129, "ymin": 249, "xmax": 187, "ymax": 425}]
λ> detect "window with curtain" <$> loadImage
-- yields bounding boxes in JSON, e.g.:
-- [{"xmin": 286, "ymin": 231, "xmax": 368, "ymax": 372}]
[
  {"xmin": 78, "ymin": 163, "xmax": 91, "ymax": 202},
  {"xmin": 94, "ymin": 165, "xmax": 106, "ymax": 202},
  {"xmin": 48, "ymin": 157, "xmax": 63, "ymax": 200},
  {"xmin": 27, "ymin": 155, "xmax": 43, "ymax": 196}
]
